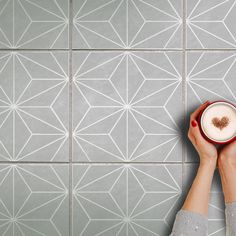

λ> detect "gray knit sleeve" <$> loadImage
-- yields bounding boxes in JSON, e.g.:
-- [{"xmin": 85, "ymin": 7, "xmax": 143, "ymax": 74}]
[
  {"xmin": 170, "ymin": 210, "xmax": 208, "ymax": 236},
  {"xmin": 225, "ymin": 202, "xmax": 236, "ymax": 236}
]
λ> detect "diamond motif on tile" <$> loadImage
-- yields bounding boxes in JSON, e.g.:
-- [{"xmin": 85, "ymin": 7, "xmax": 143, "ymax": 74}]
[
  {"xmin": 0, "ymin": 52, "xmax": 69, "ymax": 161},
  {"xmin": 73, "ymin": 164, "xmax": 182, "ymax": 236},
  {"xmin": 187, "ymin": 52, "xmax": 236, "ymax": 106},
  {"xmin": 73, "ymin": 51, "xmax": 183, "ymax": 162},
  {"xmin": 0, "ymin": 0, "xmax": 68, "ymax": 49},
  {"xmin": 187, "ymin": 0, "xmax": 236, "ymax": 48},
  {"xmin": 186, "ymin": 52, "xmax": 236, "ymax": 162},
  {"xmin": 0, "ymin": 164, "xmax": 69, "ymax": 236},
  {"xmin": 73, "ymin": 0, "xmax": 182, "ymax": 49}
]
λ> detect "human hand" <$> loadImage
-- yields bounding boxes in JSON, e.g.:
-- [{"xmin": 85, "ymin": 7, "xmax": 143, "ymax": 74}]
[
  {"xmin": 188, "ymin": 101, "xmax": 218, "ymax": 167},
  {"xmin": 218, "ymin": 140, "xmax": 236, "ymax": 169}
]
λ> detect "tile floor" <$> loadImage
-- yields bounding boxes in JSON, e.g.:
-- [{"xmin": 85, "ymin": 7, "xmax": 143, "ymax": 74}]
[{"xmin": 0, "ymin": 0, "xmax": 236, "ymax": 235}]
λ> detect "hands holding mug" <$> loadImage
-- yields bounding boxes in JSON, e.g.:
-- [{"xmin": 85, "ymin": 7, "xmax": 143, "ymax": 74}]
[{"xmin": 188, "ymin": 101, "xmax": 236, "ymax": 203}]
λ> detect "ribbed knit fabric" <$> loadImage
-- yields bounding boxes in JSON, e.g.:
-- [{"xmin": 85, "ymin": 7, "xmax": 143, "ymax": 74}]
[
  {"xmin": 170, "ymin": 210, "xmax": 208, "ymax": 236},
  {"xmin": 225, "ymin": 202, "xmax": 236, "ymax": 236},
  {"xmin": 171, "ymin": 203, "xmax": 236, "ymax": 236}
]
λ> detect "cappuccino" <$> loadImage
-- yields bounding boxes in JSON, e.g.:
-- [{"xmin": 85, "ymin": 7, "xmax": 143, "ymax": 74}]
[{"xmin": 201, "ymin": 102, "xmax": 236, "ymax": 143}]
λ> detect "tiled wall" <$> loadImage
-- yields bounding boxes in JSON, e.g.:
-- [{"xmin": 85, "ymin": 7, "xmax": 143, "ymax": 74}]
[{"xmin": 0, "ymin": 0, "xmax": 235, "ymax": 235}]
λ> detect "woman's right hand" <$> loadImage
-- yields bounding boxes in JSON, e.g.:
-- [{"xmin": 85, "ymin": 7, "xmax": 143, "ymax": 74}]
[{"xmin": 188, "ymin": 101, "xmax": 218, "ymax": 167}]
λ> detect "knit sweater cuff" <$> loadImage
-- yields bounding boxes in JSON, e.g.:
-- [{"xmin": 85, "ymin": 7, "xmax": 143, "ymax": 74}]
[{"xmin": 170, "ymin": 210, "xmax": 208, "ymax": 236}]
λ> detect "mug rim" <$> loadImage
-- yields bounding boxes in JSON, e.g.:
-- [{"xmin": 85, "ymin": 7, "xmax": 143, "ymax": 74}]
[{"xmin": 200, "ymin": 101, "xmax": 236, "ymax": 143}]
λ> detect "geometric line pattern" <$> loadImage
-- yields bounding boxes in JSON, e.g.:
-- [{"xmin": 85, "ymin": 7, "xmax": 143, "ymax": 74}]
[
  {"xmin": 0, "ymin": 164, "xmax": 69, "ymax": 236},
  {"xmin": 73, "ymin": 164, "xmax": 182, "ymax": 236},
  {"xmin": 185, "ymin": 52, "xmax": 234, "ymax": 235},
  {"xmin": 0, "ymin": 0, "xmax": 68, "ymax": 49},
  {"xmin": 187, "ymin": 52, "xmax": 236, "ymax": 105},
  {"xmin": 0, "ymin": 52, "xmax": 69, "ymax": 161},
  {"xmin": 186, "ymin": 52, "xmax": 236, "ymax": 164},
  {"xmin": 187, "ymin": 0, "xmax": 236, "ymax": 49},
  {"xmin": 72, "ymin": 51, "xmax": 183, "ymax": 162},
  {"xmin": 0, "ymin": 0, "xmax": 235, "ymax": 234},
  {"xmin": 73, "ymin": 0, "xmax": 182, "ymax": 49}
]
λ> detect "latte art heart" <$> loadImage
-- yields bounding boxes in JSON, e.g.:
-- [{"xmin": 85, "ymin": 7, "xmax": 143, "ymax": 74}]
[
  {"xmin": 212, "ymin": 116, "xmax": 230, "ymax": 130},
  {"xmin": 201, "ymin": 102, "xmax": 236, "ymax": 142}
]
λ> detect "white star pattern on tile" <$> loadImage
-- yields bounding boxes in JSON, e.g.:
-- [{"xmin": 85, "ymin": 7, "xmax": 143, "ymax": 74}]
[
  {"xmin": 73, "ymin": 51, "xmax": 183, "ymax": 162},
  {"xmin": 187, "ymin": 0, "xmax": 236, "ymax": 48},
  {"xmin": 0, "ymin": 52, "xmax": 69, "ymax": 161},
  {"xmin": 0, "ymin": 0, "xmax": 234, "ymax": 234},
  {"xmin": 187, "ymin": 52, "xmax": 236, "ymax": 105},
  {"xmin": 73, "ymin": 164, "xmax": 182, "ymax": 236},
  {"xmin": 0, "ymin": 164, "xmax": 69, "ymax": 236},
  {"xmin": 73, "ymin": 0, "xmax": 182, "ymax": 49},
  {"xmin": 0, "ymin": 0, "xmax": 68, "ymax": 49}
]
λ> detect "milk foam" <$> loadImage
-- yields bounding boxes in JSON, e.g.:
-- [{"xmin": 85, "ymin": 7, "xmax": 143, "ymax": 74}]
[{"xmin": 202, "ymin": 103, "xmax": 236, "ymax": 142}]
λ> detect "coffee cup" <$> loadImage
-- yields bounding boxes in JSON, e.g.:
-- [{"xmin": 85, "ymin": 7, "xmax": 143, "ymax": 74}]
[{"xmin": 198, "ymin": 101, "xmax": 236, "ymax": 144}]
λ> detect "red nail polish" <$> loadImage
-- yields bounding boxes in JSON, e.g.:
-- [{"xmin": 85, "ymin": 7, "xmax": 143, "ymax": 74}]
[{"xmin": 191, "ymin": 120, "xmax": 197, "ymax": 127}]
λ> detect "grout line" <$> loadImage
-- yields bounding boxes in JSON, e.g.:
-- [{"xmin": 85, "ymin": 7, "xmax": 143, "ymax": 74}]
[
  {"xmin": 186, "ymin": 48, "xmax": 236, "ymax": 51},
  {"xmin": 0, "ymin": 161, "xmax": 184, "ymax": 164},
  {"xmin": 0, "ymin": 1, "xmax": 232, "ymax": 232},
  {"xmin": 182, "ymin": 0, "xmax": 186, "ymax": 191},
  {"xmin": 0, "ymin": 49, "xmax": 70, "ymax": 51},
  {"xmin": 0, "ymin": 1, "xmax": 231, "ymax": 234},
  {"xmin": 68, "ymin": 0, "xmax": 73, "ymax": 235},
  {"xmin": 1, "ymin": 48, "xmax": 236, "ymax": 52}
]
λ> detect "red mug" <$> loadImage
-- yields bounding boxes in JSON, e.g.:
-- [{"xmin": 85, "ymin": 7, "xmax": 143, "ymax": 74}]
[{"xmin": 197, "ymin": 100, "xmax": 236, "ymax": 144}]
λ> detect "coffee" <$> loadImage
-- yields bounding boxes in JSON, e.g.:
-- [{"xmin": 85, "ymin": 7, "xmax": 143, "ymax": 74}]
[{"xmin": 201, "ymin": 102, "xmax": 236, "ymax": 142}]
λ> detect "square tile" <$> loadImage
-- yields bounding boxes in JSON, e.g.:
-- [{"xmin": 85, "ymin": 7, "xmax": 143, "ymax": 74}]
[
  {"xmin": 72, "ymin": 51, "xmax": 183, "ymax": 162},
  {"xmin": 0, "ymin": 0, "xmax": 69, "ymax": 49},
  {"xmin": 0, "ymin": 164, "xmax": 69, "ymax": 236},
  {"xmin": 0, "ymin": 52, "xmax": 69, "ymax": 162},
  {"xmin": 72, "ymin": 164, "xmax": 182, "ymax": 236},
  {"xmin": 187, "ymin": 0, "xmax": 236, "ymax": 49},
  {"xmin": 73, "ymin": 0, "xmax": 182, "ymax": 49},
  {"xmin": 183, "ymin": 164, "xmax": 225, "ymax": 236},
  {"xmin": 186, "ymin": 52, "xmax": 236, "ymax": 162}
]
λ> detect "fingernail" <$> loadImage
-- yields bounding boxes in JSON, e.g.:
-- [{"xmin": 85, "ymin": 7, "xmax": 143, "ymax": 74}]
[{"xmin": 191, "ymin": 120, "xmax": 198, "ymax": 127}]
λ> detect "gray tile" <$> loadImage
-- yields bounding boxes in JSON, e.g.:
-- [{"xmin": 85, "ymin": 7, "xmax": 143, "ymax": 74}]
[
  {"xmin": 72, "ymin": 51, "xmax": 183, "ymax": 162},
  {"xmin": 186, "ymin": 52, "xmax": 236, "ymax": 162},
  {"xmin": 0, "ymin": 164, "xmax": 69, "ymax": 236},
  {"xmin": 0, "ymin": 0, "xmax": 69, "ymax": 49},
  {"xmin": 208, "ymin": 193, "xmax": 225, "ymax": 236},
  {"xmin": 72, "ymin": 164, "xmax": 182, "ymax": 236},
  {"xmin": 187, "ymin": 0, "xmax": 236, "ymax": 49},
  {"xmin": 73, "ymin": 0, "xmax": 182, "ymax": 49},
  {"xmin": 0, "ymin": 0, "xmax": 235, "ymax": 235},
  {"xmin": 0, "ymin": 52, "xmax": 69, "ymax": 162},
  {"xmin": 183, "ymin": 164, "xmax": 225, "ymax": 236}
]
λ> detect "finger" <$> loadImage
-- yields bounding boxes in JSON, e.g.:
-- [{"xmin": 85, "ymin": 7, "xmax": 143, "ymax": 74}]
[
  {"xmin": 190, "ymin": 101, "xmax": 210, "ymax": 121},
  {"xmin": 190, "ymin": 119, "xmax": 211, "ymax": 146},
  {"xmin": 191, "ymin": 123, "xmax": 204, "ymax": 142}
]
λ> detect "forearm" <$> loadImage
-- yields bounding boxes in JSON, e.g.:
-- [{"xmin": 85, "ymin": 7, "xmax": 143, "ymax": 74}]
[
  {"xmin": 219, "ymin": 161, "xmax": 236, "ymax": 203},
  {"xmin": 182, "ymin": 161, "xmax": 215, "ymax": 216},
  {"xmin": 171, "ymin": 161, "xmax": 214, "ymax": 236}
]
